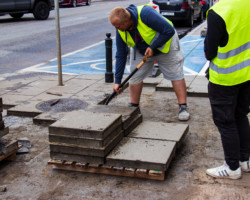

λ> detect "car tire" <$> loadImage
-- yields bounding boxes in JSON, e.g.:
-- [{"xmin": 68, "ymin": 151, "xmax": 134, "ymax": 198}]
[
  {"xmin": 186, "ymin": 12, "xmax": 194, "ymax": 27},
  {"xmin": 9, "ymin": 13, "xmax": 24, "ymax": 19},
  {"xmin": 72, "ymin": 0, "xmax": 77, "ymax": 7},
  {"xmin": 86, "ymin": 0, "xmax": 91, "ymax": 5},
  {"xmin": 33, "ymin": 1, "xmax": 50, "ymax": 20}
]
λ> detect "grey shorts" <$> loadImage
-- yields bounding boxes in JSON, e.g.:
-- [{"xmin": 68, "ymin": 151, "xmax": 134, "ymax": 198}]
[{"xmin": 129, "ymin": 31, "xmax": 184, "ymax": 85}]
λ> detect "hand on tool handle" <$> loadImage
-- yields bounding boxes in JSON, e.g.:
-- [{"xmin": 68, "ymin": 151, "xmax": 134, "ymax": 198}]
[
  {"xmin": 145, "ymin": 47, "xmax": 154, "ymax": 58},
  {"xmin": 104, "ymin": 54, "xmax": 148, "ymax": 105}
]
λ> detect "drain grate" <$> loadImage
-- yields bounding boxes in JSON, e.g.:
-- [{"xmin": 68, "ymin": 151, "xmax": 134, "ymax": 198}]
[{"xmin": 36, "ymin": 98, "xmax": 88, "ymax": 113}]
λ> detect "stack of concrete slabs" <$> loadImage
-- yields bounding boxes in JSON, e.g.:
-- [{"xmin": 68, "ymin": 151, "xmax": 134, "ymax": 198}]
[
  {"xmin": 49, "ymin": 110, "xmax": 124, "ymax": 164},
  {"xmin": 86, "ymin": 105, "xmax": 142, "ymax": 136}
]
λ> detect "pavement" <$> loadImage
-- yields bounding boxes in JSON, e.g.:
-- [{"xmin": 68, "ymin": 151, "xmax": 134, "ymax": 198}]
[{"xmin": 1, "ymin": 21, "xmax": 249, "ymax": 200}]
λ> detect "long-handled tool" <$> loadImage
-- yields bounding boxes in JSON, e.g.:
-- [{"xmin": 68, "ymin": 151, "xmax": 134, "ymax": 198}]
[{"xmin": 105, "ymin": 55, "xmax": 148, "ymax": 105}]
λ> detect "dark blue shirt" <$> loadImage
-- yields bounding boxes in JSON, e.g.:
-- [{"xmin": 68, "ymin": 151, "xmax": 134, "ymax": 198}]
[{"xmin": 114, "ymin": 4, "xmax": 175, "ymax": 84}]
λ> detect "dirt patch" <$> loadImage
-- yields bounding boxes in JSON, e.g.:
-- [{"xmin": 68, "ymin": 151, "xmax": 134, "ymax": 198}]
[{"xmin": 0, "ymin": 88, "xmax": 249, "ymax": 200}]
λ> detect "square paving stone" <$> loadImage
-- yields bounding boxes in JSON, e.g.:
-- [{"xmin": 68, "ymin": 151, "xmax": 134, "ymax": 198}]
[
  {"xmin": 128, "ymin": 121, "xmax": 189, "ymax": 146},
  {"xmin": 7, "ymin": 101, "xmax": 42, "ymax": 117},
  {"xmin": 49, "ymin": 110, "xmax": 122, "ymax": 139},
  {"xmin": 106, "ymin": 137, "xmax": 176, "ymax": 171},
  {"xmin": 86, "ymin": 105, "xmax": 140, "ymax": 130},
  {"xmin": 50, "ymin": 152, "xmax": 105, "ymax": 164},
  {"xmin": 50, "ymin": 131, "xmax": 123, "ymax": 157},
  {"xmin": 187, "ymin": 75, "xmax": 208, "ymax": 97},
  {"xmin": 49, "ymin": 126, "xmax": 122, "ymax": 148}
]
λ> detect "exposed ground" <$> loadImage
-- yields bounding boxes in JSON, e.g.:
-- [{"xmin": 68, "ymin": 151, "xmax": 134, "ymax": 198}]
[{"xmin": 0, "ymin": 86, "xmax": 249, "ymax": 200}]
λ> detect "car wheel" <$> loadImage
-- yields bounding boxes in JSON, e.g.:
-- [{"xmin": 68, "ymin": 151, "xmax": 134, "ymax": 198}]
[
  {"xmin": 86, "ymin": 0, "xmax": 91, "ymax": 5},
  {"xmin": 9, "ymin": 13, "xmax": 24, "ymax": 19},
  {"xmin": 72, "ymin": 0, "xmax": 77, "ymax": 7},
  {"xmin": 186, "ymin": 13, "xmax": 194, "ymax": 27},
  {"xmin": 33, "ymin": 1, "xmax": 50, "ymax": 20}
]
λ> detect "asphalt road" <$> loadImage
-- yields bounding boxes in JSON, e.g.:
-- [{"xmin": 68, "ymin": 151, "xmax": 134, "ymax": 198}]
[{"xmin": 0, "ymin": 0, "xmax": 201, "ymax": 76}]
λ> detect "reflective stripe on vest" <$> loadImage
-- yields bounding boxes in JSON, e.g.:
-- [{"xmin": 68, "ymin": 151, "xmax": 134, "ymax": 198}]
[
  {"xmin": 118, "ymin": 5, "xmax": 173, "ymax": 53},
  {"xmin": 209, "ymin": 0, "xmax": 250, "ymax": 86}
]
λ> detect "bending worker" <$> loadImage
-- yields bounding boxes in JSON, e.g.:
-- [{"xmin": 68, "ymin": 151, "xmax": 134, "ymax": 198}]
[
  {"xmin": 204, "ymin": 0, "xmax": 250, "ymax": 179},
  {"xmin": 109, "ymin": 4, "xmax": 190, "ymax": 121}
]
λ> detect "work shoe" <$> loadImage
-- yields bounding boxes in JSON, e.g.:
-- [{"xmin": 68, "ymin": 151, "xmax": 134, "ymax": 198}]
[
  {"xmin": 240, "ymin": 160, "xmax": 250, "ymax": 172},
  {"xmin": 128, "ymin": 103, "xmax": 141, "ymax": 114},
  {"xmin": 178, "ymin": 104, "xmax": 190, "ymax": 121},
  {"xmin": 206, "ymin": 162, "xmax": 241, "ymax": 179}
]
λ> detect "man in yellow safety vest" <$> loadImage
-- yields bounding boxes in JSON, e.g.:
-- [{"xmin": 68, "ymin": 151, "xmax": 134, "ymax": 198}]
[
  {"xmin": 204, "ymin": 0, "xmax": 250, "ymax": 179},
  {"xmin": 109, "ymin": 4, "xmax": 190, "ymax": 121}
]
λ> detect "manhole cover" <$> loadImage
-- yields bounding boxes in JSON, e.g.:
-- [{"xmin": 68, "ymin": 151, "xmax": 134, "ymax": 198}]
[{"xmin": 36, "ymin": 98, "xmax": 88, "ymax": 113}]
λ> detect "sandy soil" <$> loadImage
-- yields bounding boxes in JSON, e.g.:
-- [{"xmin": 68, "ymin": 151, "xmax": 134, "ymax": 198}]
[{"xmin": 0, "ymin": 86, "xmax": 249, "ymax": 200}]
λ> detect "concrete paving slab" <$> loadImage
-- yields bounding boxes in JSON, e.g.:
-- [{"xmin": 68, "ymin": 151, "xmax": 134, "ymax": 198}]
[
  {"xmin": 30, "ymin": 92, "xmax": 72, "ymax": 102},
  {"xmin": 49, "ymin": 110, "xmax": 122, "ymax": 139},
  {"xmin": 124, "ymin": 114, "xmax": 143, "ymax": 136},
  {"xmin": 50, "ymin": 152, "xmax": 105, "ymax": 164},
  {"xmin": 83, "ymin": 82, "xmax": 114, "ymax": 93},
  {"xmin": 74, "ymin": 74, "xmax": 105, "ymax": 80},
  {"xmin": 48, "ymin": 79, "xmax": 97, "ymax": 94},
  {"xmin": 156, "ymin": 75, "xmax": 195, "ymax": 91},
  {"xmin": 1, "ymin": 94, "xmax": 33, "ymax": 108},
  {"xmin": 0, "ymin": 138, "xmax": 18, "ymax": 155},
  {"xmin": 0, "ymin": 77, "xmax": 39, "ymax": 92},
  {"xmin": 49, "ymin": 126, "xmax": 122, "ymax": 148},
  {"xmin": 6, "ymin": 80, "xmax": 58, "ymax": 96},
  {"xmin": 73, "ymin": 91, "xmax": 108, "ymax": 105},
  {"xmin": 33, "ymin": 112, "xmax": 67, "ymax": 125},
  {"xmin": 0, "ymin": 127, "xmax": 9, "ymax": 138},
  {"xmin": 86, "ymin": 105, "xmax": 140, "ymax": 130},
  {"xmin": 128, "ymin": 121, "xmax": 189, "ymax": 147},
  {"xmin": 187, "ymin": 75, "xmax": 208, "ymax": 97},
  {"xmin": 50, "ymin": 130, "xmax": 123, "ymax": 157},
  {"xmin": 7, "ymin": 101, "xmax": 42, "ymax": 117},
  {"xmin": 143, "ymin": 74, "xmax": 164, "ymax": 87},
  {"xmin": 106, "ymin": 137, "xmax": 176, "ymax": 171}
]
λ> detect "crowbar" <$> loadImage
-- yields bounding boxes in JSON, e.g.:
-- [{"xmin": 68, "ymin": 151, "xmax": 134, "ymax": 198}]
[{"xmin": 105, "ymin": 55, "xmax": 148, "ymax": 105}]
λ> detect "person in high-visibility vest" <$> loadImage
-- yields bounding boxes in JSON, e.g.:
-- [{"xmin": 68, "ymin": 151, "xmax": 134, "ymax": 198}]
[
  {"xmin": 204, "ymin": 0, "xmax": 250, "ymax": 179},
  {"xmin": 109, "ymin": 4, "xmax": 190, "ymax": 121}
]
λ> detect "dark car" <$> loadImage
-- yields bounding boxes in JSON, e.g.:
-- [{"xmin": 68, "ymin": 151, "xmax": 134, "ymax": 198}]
[
  {"xmin": 201, "ymin": 0, "xmax": 209, "ymax": 17},
  {"xmin": 59, "ymin": 0, "xmax": 91, "ymax": 7},
  {"xmin": 153, "ymin": 0, "xmax": 204, "ymax": 27},
  {"xmin": 0, "ymin": 0, "xmax": 54, "ymax": 20}
]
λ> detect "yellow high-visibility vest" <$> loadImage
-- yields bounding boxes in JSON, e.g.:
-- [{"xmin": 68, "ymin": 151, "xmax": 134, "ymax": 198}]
[
  {"xmin": 118, "ymin": 5, "xmax": 173, "ymax": 53},
  {"xmin": 208, "ymin": 0, "xmax": 250, "ymax": 86}
]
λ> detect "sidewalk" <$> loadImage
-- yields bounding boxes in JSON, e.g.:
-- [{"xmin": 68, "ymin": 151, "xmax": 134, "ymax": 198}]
[{"xmin": 1, "ymin": 21, "xmax": 249, "ymax": 200}]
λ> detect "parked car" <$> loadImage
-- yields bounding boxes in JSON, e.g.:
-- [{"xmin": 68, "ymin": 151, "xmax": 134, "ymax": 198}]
[
  {"xmin": 59, "ymin": 0, "xmax": 91, "ymax": 7},
  {"xmin": 148, "ymin": 0, "xmax": 160, "ymax": 13},
  {"xmin": 0, "ymin": 0, "xmax": 54, "ymax": 20},
  {"xmin": 153, "ymin": 0, "xmax": 204, "ymax": 27},
  {"xmin": 201, "ymin": 0, "xmax": 209, "ymax": 18}
]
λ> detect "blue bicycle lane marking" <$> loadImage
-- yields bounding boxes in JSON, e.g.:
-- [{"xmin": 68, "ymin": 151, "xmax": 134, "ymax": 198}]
[{"xmin": 25, "ymin": 35, "xmax": 207, "ymax": 75}]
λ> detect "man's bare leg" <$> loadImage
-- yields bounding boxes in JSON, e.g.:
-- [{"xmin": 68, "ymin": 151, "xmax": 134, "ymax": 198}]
[
  {"xmin": 172, "ymin": 79, "xmax": 187, "ymax": 104},
  {"xmin": 129, "ymin": 82, "xmax": 143, "ymax": 104},
  {"xmin": 172, "ymin": 79, "xmax": 190, "ymax": 121}
]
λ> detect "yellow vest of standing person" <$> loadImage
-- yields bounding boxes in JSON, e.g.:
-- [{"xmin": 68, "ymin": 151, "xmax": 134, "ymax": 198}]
[
  {"xmin": 209, "ymin": 0, "xmax": 250, "ymax": 86},
  {"xmin": 118, "ymin": 5, "xmax": 173, "ymax": 54}
]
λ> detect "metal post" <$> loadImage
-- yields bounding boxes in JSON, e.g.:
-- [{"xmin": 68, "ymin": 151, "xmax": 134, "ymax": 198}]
[
  {"xmin": 105, "ymin": 33, "xmax": 114, "ymax": 83},
  {"xmin": 54, "ymin": 0, "xmax": 63, "ymax": 86}
]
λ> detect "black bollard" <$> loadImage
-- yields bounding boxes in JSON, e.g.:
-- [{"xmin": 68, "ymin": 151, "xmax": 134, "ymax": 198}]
[{"xmin": 105, "ymin": 33, "xmax": 114, "ymax": 83}]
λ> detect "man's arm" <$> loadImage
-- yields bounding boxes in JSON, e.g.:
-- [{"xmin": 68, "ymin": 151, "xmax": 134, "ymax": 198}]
[
  {"xmin": 204, "ymin": 9, "xmax": 228, "ymax": 60},
  {"xmin": 115, "ymin": 31, "xmax": 128, "ymax": 84},
  {"xmin": 140, "ymin": 6, "xmax": 175, "ymax": 52}
]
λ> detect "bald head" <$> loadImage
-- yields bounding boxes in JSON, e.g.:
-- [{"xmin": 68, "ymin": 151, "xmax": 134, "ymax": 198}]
[
  {"xmin": 109, "ymin": 7, "xmax": 131, "ymax": 24},
  {"xmin": 109, "ymin": 7, "xmax": 133, "ymax": 31}
]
